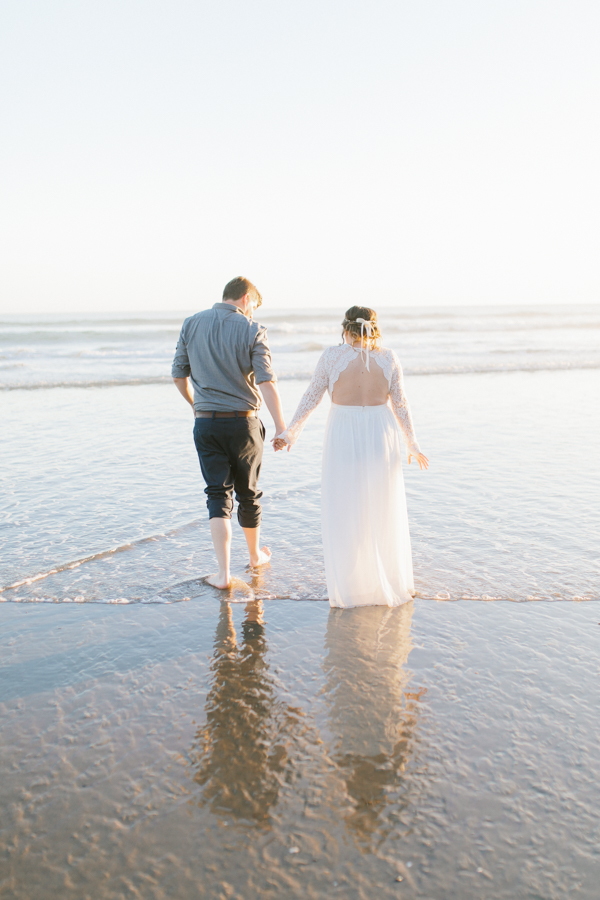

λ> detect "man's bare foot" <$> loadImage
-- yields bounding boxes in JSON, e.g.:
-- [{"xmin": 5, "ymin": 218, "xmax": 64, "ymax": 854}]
[
  {"xmin": 249, "ymin": 546, "xmax": 272, "ymax": 568},
  {"xmin": 205, "ymin": 573, "xmax": 231, "ymax": 590}
]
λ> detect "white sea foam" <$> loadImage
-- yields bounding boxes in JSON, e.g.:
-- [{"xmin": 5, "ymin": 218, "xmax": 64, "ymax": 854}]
[
  {"xmin": 1, "ymin": 305, "xmax": 600, "ymax": 389},
  {"xmin": 3, "ymin": 360, "xmax": 600, "ymax": 392}
]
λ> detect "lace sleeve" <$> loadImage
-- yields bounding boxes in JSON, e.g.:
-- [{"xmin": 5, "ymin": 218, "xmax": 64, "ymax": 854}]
[
  {"xmin": 389, "ymin": 351, "xmax": 421, "ymax": 458},
  {"xmin": 278, "ymin": 350, "xmax": 331, "ymax": 445}
]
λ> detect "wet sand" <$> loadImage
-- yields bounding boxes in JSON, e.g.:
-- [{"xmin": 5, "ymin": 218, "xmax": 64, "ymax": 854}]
[{"xmin": 1, "ymin": 595, "xmax": 598, "ymax": 899}]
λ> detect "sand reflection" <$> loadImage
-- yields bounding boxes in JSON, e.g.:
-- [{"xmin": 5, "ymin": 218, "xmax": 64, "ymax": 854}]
[
  {"xmin": 323, "ymin": 602, "xmax": 419, "ymax": 843},
  {"xmin": 189, "ymin": 599, "xmax": 299, "ymax": 826}
]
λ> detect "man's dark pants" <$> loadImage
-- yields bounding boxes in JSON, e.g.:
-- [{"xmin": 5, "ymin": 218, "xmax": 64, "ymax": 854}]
[{"xmin": 193, "ymin": 416, "xmax": 265, "ymax": 528}]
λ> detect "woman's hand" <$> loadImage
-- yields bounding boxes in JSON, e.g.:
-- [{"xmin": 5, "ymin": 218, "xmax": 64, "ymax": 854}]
[{"xmin": 408, "ymin": 452, "xmax": 429, "ymax": 470}]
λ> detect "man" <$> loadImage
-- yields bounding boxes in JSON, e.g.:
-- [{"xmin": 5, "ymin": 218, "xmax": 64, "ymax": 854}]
[{"xmin": 172, "ymin": 276, "xmax": 286, "ymax": 589}]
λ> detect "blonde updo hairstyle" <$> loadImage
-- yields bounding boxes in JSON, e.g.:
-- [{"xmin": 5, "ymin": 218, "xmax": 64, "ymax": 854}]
[{"xmin": 341, "ymin": 306, "xmax": 382, "ymax": 351}]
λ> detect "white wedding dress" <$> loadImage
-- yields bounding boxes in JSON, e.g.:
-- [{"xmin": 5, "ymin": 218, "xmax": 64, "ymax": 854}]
[{"xmin": 280, "ymin": 344, "xmax": 421, "ymax": 609}]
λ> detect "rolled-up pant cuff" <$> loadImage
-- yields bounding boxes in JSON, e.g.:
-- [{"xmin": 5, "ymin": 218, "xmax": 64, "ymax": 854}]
[
  {"xmin": 236, "ymin": 505, "xmax": 262, "ymax": 529},
  {"xmin": 207, "ymin": 499, "xmax": 261, "ymax": 528},
  {"xmin": 207, "ymin": 497, "xmax": 234, "ymax": 520}
]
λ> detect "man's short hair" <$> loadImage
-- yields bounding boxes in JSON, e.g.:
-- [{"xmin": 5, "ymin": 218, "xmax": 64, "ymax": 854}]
[{"xmin": 222, "ymin": 276, "xmax": 262, "ymax": 307}]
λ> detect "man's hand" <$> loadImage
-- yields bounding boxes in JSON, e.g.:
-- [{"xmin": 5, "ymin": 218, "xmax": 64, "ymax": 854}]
[
  {"xmin": 173, "ymin": 377, "xmax": 195, "ymax": 413},
  {"xmin": 272, "ymin": 436, "xmax": 290, "ymax": 453}
]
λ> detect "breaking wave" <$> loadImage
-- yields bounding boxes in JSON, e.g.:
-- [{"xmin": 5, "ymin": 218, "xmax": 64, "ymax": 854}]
[{"xmin": 3, "ymin": 360, "xmax": 600, "ymax": 391}]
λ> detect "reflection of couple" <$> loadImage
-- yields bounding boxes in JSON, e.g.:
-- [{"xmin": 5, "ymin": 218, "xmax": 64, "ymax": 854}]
[
  {"xmin": 191, "ymin": 599, "xmax": 416, "ymax": 836},
  {"xmin": 189, "ymin": 600, "xmax": 296, "ymax": 824},
  {"xmin": 324, "ymin": 603, "xmax": 417, "ymax": 840},
  {"xmin": 172, "ymin": 276, "xmax": 428, "ymax": 607}
]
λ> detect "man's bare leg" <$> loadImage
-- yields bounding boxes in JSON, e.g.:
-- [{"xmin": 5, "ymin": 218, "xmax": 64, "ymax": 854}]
[
  {"xmin": 206, "ymin": 517, "xmax": 232, "ymax": 589},
  {"xmin": 242, "ymin": 526, "xmax": 272, "ymax": 568}
]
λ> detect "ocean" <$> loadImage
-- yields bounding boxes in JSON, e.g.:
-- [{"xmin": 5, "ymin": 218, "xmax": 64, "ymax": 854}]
[
  {"xmin": 1, "ymin": 305, "xmax": 599, "ymax": 899},
  {"xmin": 1, "ymin": 304, "xmax": 599, "ymax": 603}
]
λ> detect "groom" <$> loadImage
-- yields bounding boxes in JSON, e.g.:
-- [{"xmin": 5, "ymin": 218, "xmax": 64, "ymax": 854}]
[{"xmin": 172, "ymin": 276, "xmax": 286, "ymax": 589}]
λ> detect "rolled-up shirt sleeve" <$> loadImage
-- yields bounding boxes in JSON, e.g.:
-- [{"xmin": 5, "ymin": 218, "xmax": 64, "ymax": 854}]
[
  {"xmin": 171, "ymin": 325, "xmax": 192, "ymax": 378},
  {"xmin": 251, "ymin": 326, "xmax": 277, "ymax": 384}
]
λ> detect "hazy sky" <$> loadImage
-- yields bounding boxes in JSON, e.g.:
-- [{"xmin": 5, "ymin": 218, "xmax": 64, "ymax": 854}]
[{"xmin": 1, "ymin": 0, "xmax": 599, "ymax": 312}]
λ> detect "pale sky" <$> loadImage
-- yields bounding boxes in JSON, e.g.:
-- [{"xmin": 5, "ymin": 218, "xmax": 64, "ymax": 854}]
[{"xmin": 1, "ymin": 0, "xmax": 599, "ymax": 313}]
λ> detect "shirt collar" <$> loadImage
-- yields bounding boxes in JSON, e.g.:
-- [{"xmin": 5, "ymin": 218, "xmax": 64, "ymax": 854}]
[{"xmin": 213, "ymin": 302, "xmax": 246, "ymax": 316}]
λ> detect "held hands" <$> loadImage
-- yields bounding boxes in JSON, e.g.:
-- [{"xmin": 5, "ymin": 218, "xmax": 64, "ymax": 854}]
[
  {"xmin": 408, "ymin": 452, "xmax": 429, "ymax": 470},
  {"xmin": 271, "ymin": 434, "xmax": 290, "ymax": 453}
]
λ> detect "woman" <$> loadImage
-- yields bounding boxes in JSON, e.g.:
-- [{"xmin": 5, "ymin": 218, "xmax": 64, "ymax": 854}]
[{"xmin": 274, "ymin": 306, "xmax": 428, "ymax": 608}]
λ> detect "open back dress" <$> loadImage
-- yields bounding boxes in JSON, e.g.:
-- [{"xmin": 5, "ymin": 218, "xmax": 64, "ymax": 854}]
[{"xmin": 280, "ymin": 344, "xmax": 421, "ymax": 608}]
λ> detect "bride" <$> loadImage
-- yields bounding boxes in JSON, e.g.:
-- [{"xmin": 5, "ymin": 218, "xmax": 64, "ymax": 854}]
[{"xmin": 274, "ymin": 306, "xmax": 428, "ymax": 608}]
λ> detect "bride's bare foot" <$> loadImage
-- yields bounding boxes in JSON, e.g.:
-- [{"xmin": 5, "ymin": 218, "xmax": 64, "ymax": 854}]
[
  {"xmin": 249, "ymin": 546, "xmax": 272, "ymax": 568},
  {"xmin": 205, "ymin": 573, "xmax": 231, "ymax": 590}
]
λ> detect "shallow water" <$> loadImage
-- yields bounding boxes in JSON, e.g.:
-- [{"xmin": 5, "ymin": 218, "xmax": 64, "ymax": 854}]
[
  {"xmin": 1, "ymin": 369, "xmax": 599, "ymax": 603},
  {"xmin": 1, "ymin": 598, "xmax": 598, "ymax": 899}
]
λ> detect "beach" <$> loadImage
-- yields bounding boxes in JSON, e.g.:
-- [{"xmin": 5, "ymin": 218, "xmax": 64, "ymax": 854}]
[
  {"xmin": 1, "ymin": 598, "xmax": 598, "ymax": 898},
  {"xmin": 1, "ymin": 306, "xmax": 599, "ymax": 897}
]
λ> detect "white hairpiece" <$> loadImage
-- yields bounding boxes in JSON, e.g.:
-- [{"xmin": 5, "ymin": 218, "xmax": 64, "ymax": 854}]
[{"xmin": 354, "ymin": 317, "xmax": 372, "ymax": 370}]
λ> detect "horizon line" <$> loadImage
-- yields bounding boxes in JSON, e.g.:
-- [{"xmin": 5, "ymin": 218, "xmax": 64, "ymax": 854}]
[{"xmin": 2, "ymin": 300, "xmax": 600, "ymax": 318}]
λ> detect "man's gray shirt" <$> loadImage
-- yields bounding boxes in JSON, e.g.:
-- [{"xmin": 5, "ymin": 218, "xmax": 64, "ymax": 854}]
[{"xmin": 171, "ymin": 303, "xmax": 276, "ymax": 413}]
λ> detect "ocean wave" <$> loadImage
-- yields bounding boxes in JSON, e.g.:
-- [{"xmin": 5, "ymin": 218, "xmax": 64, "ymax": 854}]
[
  {"xmin": 265, "ymin": 324, "xmax": 338, "ymax": 335},
  {"xmin": 2, "ymin": 306, "xmax": 600, "ymax": 344},
  {"xmin": 0, "ymin": 534, "xmax": 176, "ymax": 595},
  {"xmin": 419, "ymin": 592, "xmax": 597, "ymax": 602},
  {"xmin": 0, "ymin": 317, "xmax": 187, "ymax": 331},
  {"xmin": 277, "ymin": 360, "xmax": 600, "ymax": 379},
  {"xmin": 1, "ymin": 590, "xmax": 595, "ymax": 604},
  {"xmin": 405, "ymin": 360, "xmax": 600, "ymax": 376},
  {"xmin": 2, "ymin": 359, "xmax": 600, "ymax": 390},
  {"xmin": 0, "ymin": 376, "xmax": 173, "ymax": 390},
  {"xmin": 298, "ymin": 315, "xmax": 598, "ymax": 336},
  {"xmin": 0, "ymin": 521, "xmax": 205, "ymax": 603},
  {"xmin": 0, "ymin": 595, "xmax": 176, "ymax": 604},
  {"xmin": 271, "ymin": 341, "xmax": 326, "ymax": 353},
  {"xmin": 0, "ymin": 328, "xmax": 180, "ymax": 344}
]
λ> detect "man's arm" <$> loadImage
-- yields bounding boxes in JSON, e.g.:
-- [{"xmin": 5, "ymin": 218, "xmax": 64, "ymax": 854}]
[
  {"xmin": 173, "ymin": 377, "xmax": 195, "ymax": 413},
  {"xmin": 258, "ymin": 381, "xmax": 286, "ymax": 436},
  {"xmin": 171, "ymin": 322, "xmax": 194, "ymax": 414},
  {"xmin": 251, "ymin": 327, "xmax": 285, "ymax": 437}
]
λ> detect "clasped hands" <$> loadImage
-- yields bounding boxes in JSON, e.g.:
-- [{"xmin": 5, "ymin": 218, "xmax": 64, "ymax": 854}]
[{"xmin": 271, "ymin": 434, "xmax": 290, "ymax": 452}]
